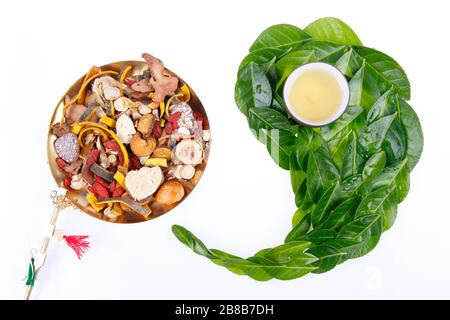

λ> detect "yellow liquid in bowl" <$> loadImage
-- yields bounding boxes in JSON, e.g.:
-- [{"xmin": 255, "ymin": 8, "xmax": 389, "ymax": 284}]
[{"xmin": 288, "ymin": 69, "xmax": 344, "ymax": 123}]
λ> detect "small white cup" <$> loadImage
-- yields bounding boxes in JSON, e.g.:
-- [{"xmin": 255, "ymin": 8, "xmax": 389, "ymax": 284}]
[{"xmin": 283, "ymin": 62, "xmax": 350, "ymax": 127}]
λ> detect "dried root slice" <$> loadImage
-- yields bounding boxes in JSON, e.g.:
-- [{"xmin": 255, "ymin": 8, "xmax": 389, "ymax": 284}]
[
  {"xmin": 174, "ymin": 139, "xmax": 203, "ymax": 165},
  {"xmin": 96, "ymin": 197, "xmax": 151, "ymax": 217},
  {"xmin": 155, "ymin": 180, "xmax": 185, "ymax": 205},
  {"xmin": 125, "ymin": 166, "xmax": 163, "ymax": 201},
  {"xmin": 153, "ymin": 147, "xmax": 172, "ymax": 160},
  {"xmin": 181, "ymin": 165, "xmax": 195, "ymax": 180},
  {"xmin": 114, "ymin": 97, "xmax": 136, "ymax": 112},
  {"xmin": 116, "ymin": 113, "xmax": 136, "ymax": 144},
  {"xmin": 90, "ymin": 163, "xmax": 114, "ymax": 182}
]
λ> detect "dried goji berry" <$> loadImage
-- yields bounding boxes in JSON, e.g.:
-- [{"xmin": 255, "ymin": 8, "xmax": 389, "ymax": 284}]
[
  {"xmin": 129, "ymin": 153, "xmax": 143, "ymax": 170},
  {"xmin": 86, "ymin": 148, "xmax": 100, "ymax": 167},
  {"xmin": 109, "ymin": 180, "xmax": 116, "ymax": 193},
  {"xmin": 56, "ymin": 158, "xmax": 68, "ymax": 170},
  {"xmin": 93, "ymin": 182, "xmax": 110, "ymax": 199},
  {"xmin": 94, "ymin": 175, "xmax": 110, "ymax": 189},
  {"xmin": 112, "ymin": 187, "xmax": 125, "ymax": 197},
  {"xmin": 103, "ymin": 140, "xmax": 119, "ymax": 152},
  {"xmin": 103, "ymin": 140, "xmax": 124, "ymax": 166}
]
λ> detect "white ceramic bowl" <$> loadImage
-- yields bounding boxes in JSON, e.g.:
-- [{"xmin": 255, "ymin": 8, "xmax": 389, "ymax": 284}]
[{"xmin": 283, "ymin": 62, "xmax": 350, "ymax": 127}]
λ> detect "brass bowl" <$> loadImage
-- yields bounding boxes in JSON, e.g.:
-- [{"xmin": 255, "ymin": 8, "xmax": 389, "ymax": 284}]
[{"xmin": 47, "ymin": 60, "xmax": 210, "ymax": 223}]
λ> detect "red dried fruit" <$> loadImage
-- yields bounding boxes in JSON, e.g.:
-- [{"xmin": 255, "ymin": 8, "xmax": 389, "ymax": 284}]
[
  {"xmin": 168, "ymin": 112, "xmax": 181, "ymax": 123},
  {"xmin": 151, "ymin": 124, "xmax": 163, "ymax": 139},
  {"xmin": 93, "ymin": 182, "xmax": 110, "ymax": 199},
  {"xmin": 94, "ymin": 174, "xmax": 110, "ymax": 189},
  {"xmin": 124, "ymin": 77, "xmax": 137, "ymax": 87},
  {"xmin": 193, "ymin": 112, "xmax": 204, "ymax": 122},
  {"xmin": 87, "ymin": 186, "xmax": 96, "ymax": 195},
  {"xmin": 112, "ymin": 187, "xmax": 125, "ymax": 197},
  {"xmin": 104, "ymin": 139, "xmax": 124, "ymax": 166},
  {"xmin": 109, "ymin": 180, "xmax": 116, "ymax": 193},
  {"xmin": 164, "ymin": 121, "xmax": 173, "ymax": 134},
  {"xmin": 81, "ymin": 147, "xmax": 100, "ymax": 185},
  {"xmin": 86, "ymin": 148, "xmax": 100, "ymax": 166},
  {"xmin": 194, "ymin": 111, "xmax": 208, "ymax": 127},
  {"xmin": 56, "ymin": 158, "xmax": 68, "ymax": 170},
  {"xmin": 63, "ymin": 176, "xmax": 72, "ymax": 190},
  {"xmin": 129, "ymin": 153, "xmax": 143, "ymax": 170}
]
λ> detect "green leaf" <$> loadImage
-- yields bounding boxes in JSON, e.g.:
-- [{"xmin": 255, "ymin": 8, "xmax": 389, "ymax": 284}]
[
  {"xmin": 335, "ymin": 48, "xmax": 362, "ymax": 77},
  {"xmin": 172, "ymin": 225, "xmax": 215, "ymax": 259},
  {"xmin": 305, "ymin": 17, "xmax": 362, "ymax": 46},
  {"xmin": 250, "ymin": 24, "xmax": 312, "ymax": 52},
  {"xmin": 327, "ymin": 130, "xmax": 353, "ymax": 171},
  {"xmin": 290, "ymin": 152, "xmax": 305, "ymax": 193},
  {"xmin": 349, "ymin": 63, "xmax": 384, "ymax": 109},
  {"xmin": 353, "ymin": 46, "xmax": 410, "ymax": 99},
  {"xmin": 262, "ymin": 241, "xmax": 316, "ymax": 264},
  {"xmin": 271, "ymin": 92, "xmax": 288, "ymax": 115},
  {"xmin": 286, "ymin": 214, "xmax": 312, "ymax": 242},
  {"xmin": 235, "ymin": 62, "xmax": 272, "ymax": 115},
  {"xmin": 355, "ymin": 186, "xmax": 398, "ymax": 231},
  {"xmin": 210, "ymin": 251, "xmax": 274, "ymax": 281},
  {"xmin": 398, "ymin": 98, "xmax": 424, "ymax": 172},
  {"xmin": 362, "ymin": 151, "xmax": 386, "ymax": 180},
  {"xmin": 248, "ymin": 107, "xmax": 296, "ymax": 169},
  {"xmin": 341, "ymin": 132, "xmax": 365, "ymax": 179},
  {"xmin": 306, "ymin": 229, "xmax": 337, "ymax": 245},
  {"xmin": 238, "ymin": 47, "xmax": 293, "ymax": 74},
  {"xmin": 274, "ymin": 50, "xmax": 316, "ymax": 90},
  {"xmin": 292, "ymin": 191, "xmax": 315, "ymax": 225},
  {"xmin": 301, "ymin": 40, "xmax": 348, "ymax": 63},
  {"xmin": 321, "ymin": 105, "xmax": 364, "ymax": 141},
  {"xmin": 248, "ymin": 107, "xmax": 292, "ymax": 132},
  {"xmin": 321, "ymin": 238, "xmax": 362, "ymax": 263},
  {"xmin": 358, "ymin": 113, "xmax": 397, "ymax": 155},
  {"xmin": 323, "ymin": 196, "xmax": 360, "ymax": 230},
  {"xmin": 337, "ymin": 214, "xmax": 382, "ymax": 258},
  {"xmin": 366, "ymin": 88, "xmax": 395, "ymax": 124},
  {"xmin": 247, "ymin": 256, "xmax": 317, "ymax": 280},
  {"xmin": 311, "ymin": 183, "xmax": 340, "ymax": 227},
  {"xmin": 307, "ymin": 245, "xmax": 346, "ymax": 273},
  {"xmin": 306, "ymin": 139, "xmax": 339, "ymax": 202},
  {"xmin": 371, "ymin": 159, "xmax": 410, "ymax": 203}
]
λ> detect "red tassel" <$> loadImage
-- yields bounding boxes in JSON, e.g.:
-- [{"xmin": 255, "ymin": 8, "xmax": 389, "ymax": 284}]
[{"xmin": 63, "ymin": 235, "xmax": 90, "ymax": 259}]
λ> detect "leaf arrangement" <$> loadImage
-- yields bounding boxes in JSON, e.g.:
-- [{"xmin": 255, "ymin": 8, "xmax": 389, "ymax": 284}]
[{"xmin": 172, "ymin": 17, "xmax": 423, "ymax": 281}]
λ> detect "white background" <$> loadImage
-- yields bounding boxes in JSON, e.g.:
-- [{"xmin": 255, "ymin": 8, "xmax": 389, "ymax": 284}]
[{"xmin": 1, "ymin": 0, "xmax": 449, "ymax": 299}]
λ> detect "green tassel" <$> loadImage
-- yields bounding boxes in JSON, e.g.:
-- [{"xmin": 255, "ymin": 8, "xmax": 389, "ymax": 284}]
[{"xmin": 26, "ymin": 258, "xmax": 35, "ymax": 286}]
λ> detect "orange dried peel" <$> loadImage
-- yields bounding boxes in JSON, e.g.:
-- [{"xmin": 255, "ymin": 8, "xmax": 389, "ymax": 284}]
[
  {"xmin": 77, "ymin": 127, "xmax": 108, "ymax": 148},
  {"xmin": 77, "ymin": 66, "xmax": 101, "ymax": 104},
  {"xmin": 100, "ymin": 115, "xmax": 116, "ymax": 128}
]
